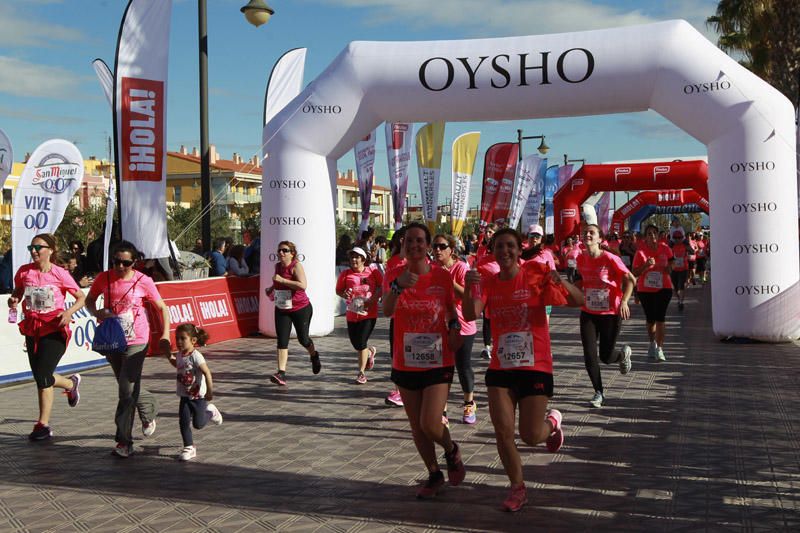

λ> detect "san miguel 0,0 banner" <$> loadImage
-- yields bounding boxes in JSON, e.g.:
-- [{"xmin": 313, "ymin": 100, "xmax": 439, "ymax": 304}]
[
  {"xmin": 354, "ymin": 130, "xmax": 376, "ymax": 233},
  {"xmin": 11, "ymin": 139, "xmax": 84, "ymax": 276},
  {"xmin": 385, "ymin": 122, "xmax": 413, "ymax": 230},
  {"xmin": 114, "ymin": 0, "xmax": 172, "ymax": 259},
  {"xmin": 451, "ymin": 132, "xmax": 481, "ymax": 237},
  {"xmin": 508, "ymin": 155, "xmax": 543, "ymax": 230},
  {"xmin": 0, "ymin": 127, "xmax": 12, "ymax": 191},
  {"xmin": 416, "ymin": 122, "xmax": 445, "ymax": 232}
]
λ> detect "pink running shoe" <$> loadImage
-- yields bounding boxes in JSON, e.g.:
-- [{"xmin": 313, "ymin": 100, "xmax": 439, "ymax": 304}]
[
  {"xmin": 66, "ymin": 374, "xmax": 81, "ymax": 407},
  {"xmin": 416, "ymin": 470, "xmax": 445, "ymax": 499},
  {"xmin": 503, "ymin": 484, "xmax": 528, "ymax": 512},
  {"xmin": 444, "ymin": 442, "xmax": 466, "ymax": 486},
  {"xmin": 384, "ymin": 389, "xmax": 403, "ymax": 407},
  {"xmin": 355, "ymin": 372, "xmax": 367, "ymax": 385},
  {"xmin": 545, "ymin": 409, "xmax": 564, "ymax": 453},
  {"xmin": 365, "ymin": 346, "xmax": 376, "ymax": 371}
]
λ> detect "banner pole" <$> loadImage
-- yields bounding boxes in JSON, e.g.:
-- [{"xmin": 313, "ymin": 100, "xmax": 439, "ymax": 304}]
[{"xmin": 199, "ymin": 0, "xmax": 211, "ymax": 254}]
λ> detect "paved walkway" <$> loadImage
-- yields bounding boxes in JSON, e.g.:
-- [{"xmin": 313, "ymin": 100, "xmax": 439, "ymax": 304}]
[{"xmin": 0, "ymin": 284, "xmax": 798, "ymax": 532}]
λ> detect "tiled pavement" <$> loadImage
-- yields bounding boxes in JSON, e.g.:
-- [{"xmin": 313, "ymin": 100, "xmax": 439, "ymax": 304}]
[{"xmin": 0, "ymin": 283, "xmax": 798, "ymax": 532}]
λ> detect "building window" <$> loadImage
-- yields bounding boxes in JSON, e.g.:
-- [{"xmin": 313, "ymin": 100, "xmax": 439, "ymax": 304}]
[{"xmin": 174, "ymin": 186, "xmax": 182, "ymax": 204}]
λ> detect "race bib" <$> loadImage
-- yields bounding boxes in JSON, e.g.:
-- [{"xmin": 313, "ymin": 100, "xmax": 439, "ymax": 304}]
[
  {"xmin": 496, "ymin": 331, "xmax": 534, "ymax": 369},
  {"xmin": 275, "ymin": 290, "xmax": 293, "ymax": 310},
  {"xmin": 567, "ymin": 259, "xmax": 577, "ymax": 269},
  {"xmin": 674, "ymin": 257, "xmax": 685, "ymax": 269},
  {"xmin": 585, "ymin": 288, "xmax": 611, "ymax": 312},
  {"xmin": 403, "ymin": 333, "xmax": 443, "ymax": 368},
  {"xmin": 25, "ymin": 286, "xmax": 56, "ymax": 313},
  {"xmin": 644, "ymin": 271, "xmax": 663, "ymax": 289},
  {"xmin": 118, "ymin": 309, "xmax": 136, "ymax": 341},
  {"xmin": 347, "ymin": 285, "xmax": 370, "ymax": 315}
]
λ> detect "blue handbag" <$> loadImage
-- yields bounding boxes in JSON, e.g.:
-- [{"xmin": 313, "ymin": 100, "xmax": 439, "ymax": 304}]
[{"xmin": 92, "ymin": 316, "xmax": 128, "ymax": 355}]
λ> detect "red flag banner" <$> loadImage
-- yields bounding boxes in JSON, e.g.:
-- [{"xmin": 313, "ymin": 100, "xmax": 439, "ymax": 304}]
[{"xmin": 480, "ymin": 143, "xmax": 518, "ymax": 228}]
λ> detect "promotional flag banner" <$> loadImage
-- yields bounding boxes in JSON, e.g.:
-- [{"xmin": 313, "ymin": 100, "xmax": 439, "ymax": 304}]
[
  {"xmin": 12, "ymin": 139, "xmax": 84, "ymax": 277},
  {"xmin": 543, "ymin": 165, "xmax": 560, "ymax": 234},
  {"xmin": 479, "ymin": 143, "xmax": 517, "ymax": 228},
  {"xmin": 385, "ymin": 122, "xmax": 413, "ymax": 230},
  {"xmin": 595, "ymin": 191, "xmax": 611, "ymax": 233},
  {"xmin": 557, "ymin": 162, "xmax": 575, "ymax": 191},
  {"xmin": 263, "ymin": 48, "xmax": 307, "ymax": 127},
  {"xmin": 92, "ymin": 59, "xmax": 114, "ymax": 106},
  {"xmin": 415, "ymin": 122, "xmax": 445, "ymax": 231},
  {"xmin": 114, "ymin": 0, "xmax": 172, "ymax": 259},
  {"xmin": 508, "ymin": 155, "xmax": 543, "ymax": 230},
  {"xmin": 490, "ymin": 144, "xmax": 519, "ymax": 225},
  {"xmin": 104, "ymin": 178, "xmax": 117, "ymax": 271},
  {"xmin": 451, "ymin": 132, "xmax": 480, "ymax": 237},
  {"xmin": 0, "ymin": 128, "xmax": 12, "ymax": 191},
  {"xmin": 521, "ymin": 157, "xmax": 547, "ymax": 230},
  {"xmin": 354, "ymin": 130, "xmax": 376, "ymax": 233}
]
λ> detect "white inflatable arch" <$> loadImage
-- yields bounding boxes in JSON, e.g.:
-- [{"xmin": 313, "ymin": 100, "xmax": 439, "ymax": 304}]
[{"xmin": 261, "ymin": 20, "xmax": 799, "ymax": 342}]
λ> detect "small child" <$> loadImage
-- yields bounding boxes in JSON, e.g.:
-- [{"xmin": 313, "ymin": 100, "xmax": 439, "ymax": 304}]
[{"xmin": 169, "ymin": 323, "xmax": 223, "ymax": 461}]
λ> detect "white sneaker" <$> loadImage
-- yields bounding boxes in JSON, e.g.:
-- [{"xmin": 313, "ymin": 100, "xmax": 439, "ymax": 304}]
[
  {"xmin": 142, "ymin": 418, "xmax": 157, "ymax": 438},
  {"xmin": 480, "ymin": 347, "xmax": 491, "ymax": 360},
  {"xmin": 179, "ymin": 445, "xmax": 196, "ymax": 461},
  {"xmin": 589, "ymin": 391, "xmax": 604, "ymax": 408},
  {"xmin": 207, "ymin": 403, "xmax": 223, "ymax": 425},
  {"xmin": 618, "ymin": 345, "xmax": 632, "ymax": 375},
  {"xmin": 656, "ymin": 346, "xmax": 666, "ymax": 362}
]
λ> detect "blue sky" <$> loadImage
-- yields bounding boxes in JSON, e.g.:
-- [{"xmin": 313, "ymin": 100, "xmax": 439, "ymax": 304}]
[{"xmin": 0, "ymin": 0, "xmax": 722, "ymax": 206}]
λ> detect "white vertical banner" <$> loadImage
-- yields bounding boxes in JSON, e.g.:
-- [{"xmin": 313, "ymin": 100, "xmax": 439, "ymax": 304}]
[
  {"xmin": 0, "ymin": 128, "xmax": 12, "ymax": 191},
  {"xmin": 354, "ymin": 130, "xmax": 376, "ymax": 233},
  {"xmin": 103, "ymin": 178, "xmax": 117, "ymax": 271},
  {"xmin": 508, "ymin": 154, "xmax": 543, "ymax": 230},
  {"xmin": 11, "ymin": 139, "xmax": 84, "ymax": 277},
  {"xmin": 114, "ymin": 0, "xmax": 172, "ymax": 259},
  {"xmin": 595, "ymin": 191, "xmax": 611, "ymax": 233},
  {"xmin": 92, "ymin": 58, "xmax": 114, "ymax": 106},
  {"xmin": 385, "ymin": 122, "xmax": 413, "ymax": 230},
  {"xmin": 521, "ymin": 157, "xmax": 547, "ymax": 230},
  {"xmin": 415, "ymin": 122, "xmax": 445, "ymax": 229},
  {"xmin": 263, "ymin": 48, "xmax": 307, "ymax": 127}
]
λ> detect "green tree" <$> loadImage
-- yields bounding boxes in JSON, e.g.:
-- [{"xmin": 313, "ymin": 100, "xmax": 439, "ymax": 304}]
[
  {"xmin": 707, "ymin": 0, "xmax": 800, "ymax": 104},
  {"xmin": 55, "ymin": 201, "xmax": 108, "ymax": 252},
  {"xmin": 167, "ymin": 201, "xmax": 230, "ymax": 250}
]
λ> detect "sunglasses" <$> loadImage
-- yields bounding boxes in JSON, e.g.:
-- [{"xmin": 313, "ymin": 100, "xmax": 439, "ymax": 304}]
[
  {"xmin": 432, "ymin": 243, "xmax": 450, "ymax": 251},
  {"xmin": 113, "ymin": 259, "xmax": 135, "ymax": 267},
  {"xmin": 27, "ymin": 244, "xmax": 50, "ymax": 252},
  {"xmin": 529, "ymin": 233, "xmax": 542, "ymax": 238},
  {"xmin": 277, "ymin": 248, "xmax": 292, "ymax": 254}
]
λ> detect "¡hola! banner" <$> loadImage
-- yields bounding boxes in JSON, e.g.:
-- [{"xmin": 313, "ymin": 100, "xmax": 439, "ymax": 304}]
[
  {"xmin": 11, "ymin": 139, "xmax": 85, "ymax": 277},
  {"xmin": 416, "ymin": 122, "xmax": 445, "ymax": 231},
  {"xmin": 385, "ymin": 122, "xmax": 413, "ymax": 230},
  {"xmin": 451, "ymin": 132, "xmax": 481, "ymax": 237},
  {"xmin": 114, "ymin": 0, "xmax": 172, "ymax": 259},
  {"xmin": 354, "ymin": 130, "xmax": 376, "ymax": 233}
]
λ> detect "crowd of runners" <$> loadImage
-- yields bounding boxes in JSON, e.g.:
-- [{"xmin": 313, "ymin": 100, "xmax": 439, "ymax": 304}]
[{"xmin": 8, "ymin": 218, "xmax": 710, "ymax": 512}]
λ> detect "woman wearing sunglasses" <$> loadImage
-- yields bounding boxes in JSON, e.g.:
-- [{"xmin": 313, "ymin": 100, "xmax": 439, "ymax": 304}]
[
  {"xmin": 86, "ymin": 241, "xmax": 172, "ymax": 458},
  {"xmin": 632, "ymin": 224, "xmax": 674, "ymax": 362},
  {"xmin": 431, "ymin": 233, "xmax": 478, "ymax": 425},
  {"xmin": 8, "ymin": 233, "xmax": 85, "ymax": 441},
  {"xmin": 264, "ymin": 241, "xmax": 321, "ymax": 386}
]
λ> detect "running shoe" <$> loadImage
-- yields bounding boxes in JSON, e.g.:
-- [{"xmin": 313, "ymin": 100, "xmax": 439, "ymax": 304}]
[
  {"xmin": 442, "ymin": 411, "xmax": 450, "ymax": 429},
  {"xmin": 416, "ymin": 470, "xmax": 445, "ymax": 499},
  {"xmin": 503, "ymin": 484, "xmax": 528, "ymax": 512},
  {"xmin": 618, "ymin": 345, "xmax": 632, "ymax": 375},
  {"xmin": 678, "ymin": 301, "xmax": 685, "ymax": 311},
  {"xmin": 113, "ymin": 442, "xmax": 133, "ymax": 458},
  {"xmin": 142, "ymin": 418, "xmax": 157, "ymax": 437},
  {"xmin": 444, "ymin": 442, "xmax": 466, "ymax": 486},
  {"xmin": 647, "ymin": 341, "xmax": 658, "ymax": 360},
  {"xmin": 29, "ymin": 422, "xmax": 52, "ymax": 441},
  {"xmin": 179, "ymin": 445, "xmax": 197, "ymax": 462},
  {"xmin": 480, "ymin": 347, "xmax": 491, "ymax": 360},
  {"xmin": 355, "ymin": 372, "xmax": 367, "ymax": 385},
  {"xmin": 545, "ymin": 409, "xmax": 564, "ymax": 453},
  {"xmin": 385, "ymin": 389, "xmax": 403, "ymax": 407},
  {"xmin": 589, "ymin": 391, "xmax": 605, "ymax": 408},
  {"xmin": 207, "ymin": 403, "xmax": 223, "ymax": 425},
  {"xmin": 365, "ymin": 346, "xmax": 377, "ymax": 371},
  {"xmin": 270, "ymin": 372, "xmax": 287, "ymax": 386},
  {"xmin": 66, "ymin": 374, "xmax": 81, "ymax": 407},
  {"xmin": 462, "ymin": 401, "xmax": 477, "ymax": 424},
  {"xmin": 310, "ymin": 352, "xmax": 322, "ymax": 374},
  {"xmin": 656, "ymin": 346, "xmax": 666, "ymax": 362}
]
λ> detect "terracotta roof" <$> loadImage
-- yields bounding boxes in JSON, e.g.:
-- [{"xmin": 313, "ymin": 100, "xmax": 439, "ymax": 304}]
[
  {"xmin": 337, "ymin": 177, "xmax": 390, "ymax": 192},
  {"xmin": 168, "ymin": 151, "xmax": 262, "ymax": 174}
]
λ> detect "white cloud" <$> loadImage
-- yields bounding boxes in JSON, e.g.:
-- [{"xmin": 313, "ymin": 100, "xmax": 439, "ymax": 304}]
[
  {"xmin": 0, "ymin": 3, "xmax": 84, "ymax": 48},
  {"xmin": 0, "ymin": 56, "xmax": 89, "ymax": 99}
]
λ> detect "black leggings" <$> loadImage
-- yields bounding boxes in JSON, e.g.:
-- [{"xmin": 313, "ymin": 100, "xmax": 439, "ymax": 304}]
[
  {"xmin": 26, "ymin": 332, "xmax": 67, "ymax": 389},
  {"xmin": 179, "ymin": 396, "xmax": 209, "ymax": 447},
  {"xmin": 347, "ymin": 318, "xmax": 376, "ymax": 351},
  {"xmin": 482, "ymin": 314, "xmax": 492, "ymax": 346},
  {"xmin": 454, "ymin": 333, "xmax": 476, "ymax": 395},
  {"xmin": 639, "ymin": 289, "xmax": 673, "ymax": 323},
  {"xmin": 275, "ymin": 304, "xmax": 314, "ymax": 350},
  {"xmin": 579, "ymin": 311, "xmax": 622, "ymax": 393}
]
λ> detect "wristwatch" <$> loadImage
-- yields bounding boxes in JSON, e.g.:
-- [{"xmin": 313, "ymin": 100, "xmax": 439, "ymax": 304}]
[
  {"xmin": 390, "ymin": 279, "xmax": 403, "ymax": 295},
  {"xmin": 448, "ymin": 318, "xmax": 461, "ymax": 331}
]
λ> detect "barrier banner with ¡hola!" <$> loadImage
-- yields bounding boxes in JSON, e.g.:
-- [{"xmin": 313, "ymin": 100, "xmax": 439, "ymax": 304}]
[{"xmin": 451, "ymin": 132, "xmax": 481, "ymax": 237}]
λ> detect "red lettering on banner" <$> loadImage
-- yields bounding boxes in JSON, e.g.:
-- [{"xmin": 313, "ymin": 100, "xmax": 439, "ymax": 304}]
[{"xmin": 121, "ymin": 77, "xmax": 164, "ymax": 182}]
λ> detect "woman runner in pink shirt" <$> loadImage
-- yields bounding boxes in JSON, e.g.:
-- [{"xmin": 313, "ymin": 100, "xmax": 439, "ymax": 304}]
[{"xmin": 632, "ymin": 224, "xmax": 674, "ymax": 362}]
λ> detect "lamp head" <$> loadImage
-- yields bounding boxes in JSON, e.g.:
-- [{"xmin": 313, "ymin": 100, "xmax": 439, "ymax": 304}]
[
  {"xmin": 537, "ymin": 138, "xmax": 549, "ymax": 155},
  {"xmin": 241, "ymin": 0, "xmax": 274, "ymax": 27}
]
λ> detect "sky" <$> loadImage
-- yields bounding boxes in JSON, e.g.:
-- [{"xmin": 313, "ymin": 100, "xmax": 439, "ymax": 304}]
[{"xmin": 0, "ymin": 0, "xmax": 723, "ymax": 208}]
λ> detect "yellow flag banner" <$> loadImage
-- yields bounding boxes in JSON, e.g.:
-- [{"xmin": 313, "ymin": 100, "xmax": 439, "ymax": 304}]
[
  {"xmin": 450, "ymin": 131, "xmax": 480, "ymax": 237},
  {"xmin": 415, "ymin": 122, "xmax": 445, "ymax": 228}
]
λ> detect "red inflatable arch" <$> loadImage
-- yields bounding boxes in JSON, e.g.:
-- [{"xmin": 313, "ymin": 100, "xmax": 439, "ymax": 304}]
[
  {"xmin": 610, "ymin": 189, "xmax": 709, "ymax": 235},
  {"xmin": 554, "ymin": 160, "xmax": 709, "ymax": 243}
]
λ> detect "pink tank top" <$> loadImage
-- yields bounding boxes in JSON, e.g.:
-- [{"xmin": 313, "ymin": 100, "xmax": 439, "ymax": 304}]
[{"xmin": 274, "ymin": 260, "xmax": 310, "ymax": 311}]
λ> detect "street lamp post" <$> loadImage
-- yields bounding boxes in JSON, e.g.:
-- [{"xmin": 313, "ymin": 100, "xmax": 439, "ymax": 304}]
[
  {"xmin": 516, "ymin": 129, "xmax": 549, "ymax": 161},
  {"xmin": 199, "ymin": 1, "xmax": 274, "ymax": 253}
]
